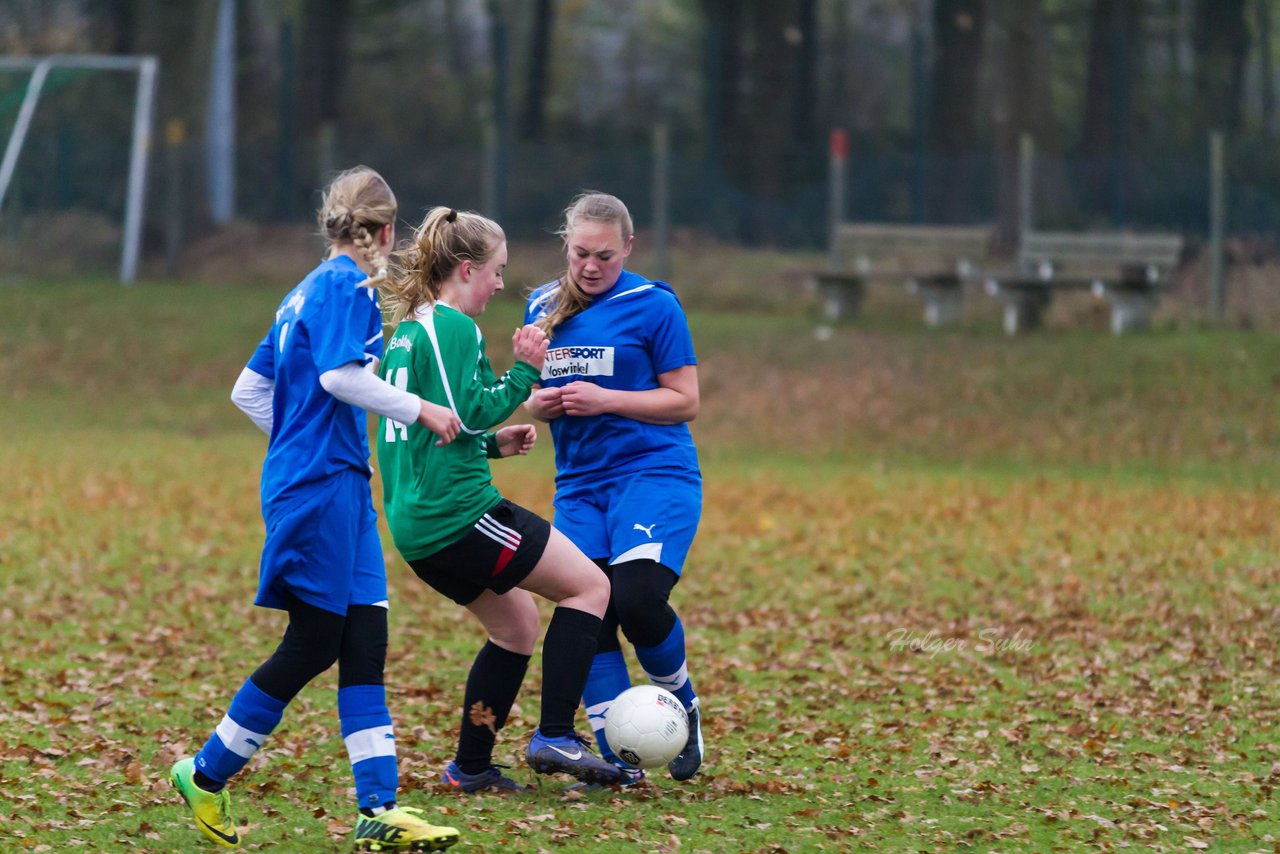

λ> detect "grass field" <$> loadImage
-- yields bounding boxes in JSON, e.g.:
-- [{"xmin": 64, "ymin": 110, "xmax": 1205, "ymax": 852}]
[{"xmin": 2, "ymin": 266, "xmax": 1280, "ymax": 852}]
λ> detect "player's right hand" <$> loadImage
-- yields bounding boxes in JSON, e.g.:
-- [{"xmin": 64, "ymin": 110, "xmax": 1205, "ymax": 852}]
[
  {"xmin": 525, "ymin": 385, "xmax": 564, "ymax": 421},
  {"xmin": 417, "ymin": 400, "xmax": 461, "ymax": 445},
  {"xmin": 512, "ymin": 324, "xmax": 549, "ymax": 371}
]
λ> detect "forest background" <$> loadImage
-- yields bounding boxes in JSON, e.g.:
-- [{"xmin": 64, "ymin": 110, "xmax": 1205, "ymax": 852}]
[{"xmin": 4, "ymin": 0, "xmax": 1280, "ymax": 275}]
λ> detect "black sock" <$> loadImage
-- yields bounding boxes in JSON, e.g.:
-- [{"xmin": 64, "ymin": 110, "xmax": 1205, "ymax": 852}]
[
  {"xmin": 456, "ymin": 641, "xmax": 531, "ymax": 774},
  {"xmin": 538, "ymin": 607, "xmax": 602, "ymax": 738},
  {"xmin": 359, "ymin": 802, "xmax": 396, "ymax": 818},
  {"xmin": 193, "ymin": 769, "xmax": 224, "ymax": 793}
]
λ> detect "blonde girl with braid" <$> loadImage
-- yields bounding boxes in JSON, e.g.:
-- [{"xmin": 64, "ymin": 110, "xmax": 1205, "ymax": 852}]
[
  {"xmin": 171, "ymin": 167, "xmax": 464, "ymax": 851},
  {"xmin": 376, "ymin": 207, "xmax": 625, "ymax": 792}
]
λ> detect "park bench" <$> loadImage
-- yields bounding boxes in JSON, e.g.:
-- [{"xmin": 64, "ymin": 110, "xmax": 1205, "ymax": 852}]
[
  {"xmin": 984, "ymin": 230, "xmax": 1184, "ymax": 335},
  {"xmin": 810, "ymin": 223, "xmax": 994, "ymax": 325}
]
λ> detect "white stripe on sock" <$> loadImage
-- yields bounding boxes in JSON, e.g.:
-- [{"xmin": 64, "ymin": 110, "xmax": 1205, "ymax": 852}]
[
  {"xmin": 215, "ymin": 715, "xmax": 271, "ymax": 759},
  {"xmin": 646, "ymin": 662, "xmax": 689, "ymax": 693},
  {"xmin": 585, "ymin": 700, "xmax": 611, "ymax": 731},
  {"xmin": 344, "ymin": 725, "xmax": 396, "ymax": 765}
]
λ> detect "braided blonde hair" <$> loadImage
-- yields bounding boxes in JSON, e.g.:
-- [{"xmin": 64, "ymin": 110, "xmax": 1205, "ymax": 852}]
[
  {"xmin": 318, "ymin": 165, "xmax": 397, "ymax": 285},
  {"xmin": 536, "ymin": 192, "xmax": 634, "ymax": 336},
  {"xmin": 382, "ymin": 207, "xmax": 505, "ymax": 325}
]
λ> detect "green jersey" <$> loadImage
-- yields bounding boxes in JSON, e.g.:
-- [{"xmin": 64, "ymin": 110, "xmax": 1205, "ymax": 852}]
[{"xmin": 377, "ymin": 304, "xmax": 541, "ymax": 560}]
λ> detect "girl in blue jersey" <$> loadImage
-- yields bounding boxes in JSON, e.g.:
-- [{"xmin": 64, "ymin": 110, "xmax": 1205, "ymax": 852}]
[
  {"xmin": 524, "ymin": 192, "xmax": 705, "ymax": 783},
  {"xmin": 170, "ymin": 166, "xmax": 464, "ymax": 851}
]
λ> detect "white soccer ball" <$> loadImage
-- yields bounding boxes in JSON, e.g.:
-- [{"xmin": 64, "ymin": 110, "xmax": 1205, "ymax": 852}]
[{"xmin": 603, "ymin": 685, "xmax": 689, "ymax": 769}]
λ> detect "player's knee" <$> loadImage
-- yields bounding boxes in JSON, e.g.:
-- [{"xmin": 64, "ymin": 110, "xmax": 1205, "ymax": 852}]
[
  {"xmin": 611, "ymin": 560, "xmax": 677, "ymax": 646},
  {"xmin": 339, "ymin": 605, "xmax": 388, "ymax": 687},
  {"xmin": 487, "ymin": 598, "xmax": 540, "ymax": 655}
]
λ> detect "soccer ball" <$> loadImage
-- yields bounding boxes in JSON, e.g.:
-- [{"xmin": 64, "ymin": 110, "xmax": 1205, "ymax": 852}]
[{"xmin": 603, "ymin": 685, "xmax": 689, "ymax": 769}]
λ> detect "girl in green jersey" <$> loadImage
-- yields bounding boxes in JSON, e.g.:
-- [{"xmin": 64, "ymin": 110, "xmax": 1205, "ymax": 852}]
[{"xmin": 377, "ymin": 207, "xmax": 624, "ymax": 791}]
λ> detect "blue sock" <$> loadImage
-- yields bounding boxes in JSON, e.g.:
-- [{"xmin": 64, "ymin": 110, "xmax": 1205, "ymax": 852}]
[
  {"xmin": 195, "ymin": 678, "xmax": 287, "ymax": 785},
  {"xmin": 339, "ymin": 684, "xmax": 398, "ymax": 810},
  {"xmin": 634, "ymin": 616, "xmax": 698, "ymax": 712},
  {"xmin": 582, "ymin": 650, "xmax": 631, "ymax": 763}
]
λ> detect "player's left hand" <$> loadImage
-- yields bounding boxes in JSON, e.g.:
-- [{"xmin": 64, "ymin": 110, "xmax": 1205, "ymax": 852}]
[
  {"xmin": 558, "ymin": 381, "xmax": 613, "ymax": 417},
  {"xmin": 495, "ymin": 423, "xmax": 537, "ymax": 457}
]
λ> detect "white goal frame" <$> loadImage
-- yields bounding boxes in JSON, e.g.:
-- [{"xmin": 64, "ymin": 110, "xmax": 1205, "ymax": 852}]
[{"xmin": 0, "ymin": 54, "xmax": 158, "ymax": 283}]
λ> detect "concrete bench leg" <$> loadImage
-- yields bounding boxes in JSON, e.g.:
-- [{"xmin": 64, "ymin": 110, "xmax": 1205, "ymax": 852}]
[
  {"xmin": 1000, "ymin": 289, "xmax": 1051, "ymax": 335},
  {"xmin": 1107, "ymin": 290, "xmax": 1158, "ymax": 334},
  {"xmin": 815, "ymin": 275, "xmax": 866, "ymax": 322},
  {"xmin": 914, "ymin": 278, "xmax": 964, "ymax": 327}
]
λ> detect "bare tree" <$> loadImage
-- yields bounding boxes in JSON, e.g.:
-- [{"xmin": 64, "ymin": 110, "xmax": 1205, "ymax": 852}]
[
  {"xmin": 1194, "ymin": 0, "xmax": 1249, "ymax": 131},
  {"xmin": 929, "ymin": 0, "xmax": 986, "ymax": 222},
  {"xmin": 520, "ymin": 0, "xmax": 554, "ymax": 140},
  {"xmin": 1082, "ymin": 0, "xmax": 1144, "ymax": 220}
]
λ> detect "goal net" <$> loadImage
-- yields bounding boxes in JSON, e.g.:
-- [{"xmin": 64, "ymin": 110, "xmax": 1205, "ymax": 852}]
[{"xmin": 0, "ymin": 55, "xmax": 156, "ymax": 282}]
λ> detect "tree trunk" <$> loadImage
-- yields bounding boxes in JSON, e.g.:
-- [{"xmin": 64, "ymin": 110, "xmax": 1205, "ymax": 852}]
[
  {"xmin": 520, "ymin": 0, "xmax": 554, "ymax": 141},
  {"xmin": 928, "ymin": 0, "xmax": 986, "ymax": 222},
  {"xmin": 1082, "ymin": 0, "xmax": 1144, "ymax": 221},
  {"xmin": 1259, "ymin": 0, "xmax": 1275, "ymax": 134},
  {"xmin": 1194, "ymin": 0, "xmax": 1249, "ymax": 131},
  {"xmin": 992, "ymin": 0, "xmax": 1055, "ymax": 247},
  {"xmin": 299, "ymin": 0, "xmax": 353, "ymax": 181}
]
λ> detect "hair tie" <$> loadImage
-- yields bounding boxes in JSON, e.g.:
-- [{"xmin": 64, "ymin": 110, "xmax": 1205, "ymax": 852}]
[{"xmin": 445, "ymin": 209, "xmax": 458, "ymax": 223}]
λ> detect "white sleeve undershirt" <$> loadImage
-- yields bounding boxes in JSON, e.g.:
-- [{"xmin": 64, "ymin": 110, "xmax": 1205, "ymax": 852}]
[
  {"xmin": 319, "ymin": 361, "xmax": 422, "ymax": 425},
  {"xmin": 230, "ymin": 366, "xmax": 275, "ymax": 435}
]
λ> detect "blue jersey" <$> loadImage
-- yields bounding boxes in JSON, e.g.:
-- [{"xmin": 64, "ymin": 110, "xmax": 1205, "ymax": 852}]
[
  {"xmin": 247, "ymin": 255, "xmax": 384, "ymax": 511},
  {"xmin": 524, "ymin": 269, "xmax": 700, "ymax": 484}
]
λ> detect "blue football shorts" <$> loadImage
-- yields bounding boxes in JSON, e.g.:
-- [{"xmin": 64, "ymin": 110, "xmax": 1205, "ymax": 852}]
[
  {"xmin": 553, "ymin": 468, "xmax": 702, "ymax": 576},
  {"xmin": 256, "ymin": 469, "xmax": 387, "ymax": 615}
]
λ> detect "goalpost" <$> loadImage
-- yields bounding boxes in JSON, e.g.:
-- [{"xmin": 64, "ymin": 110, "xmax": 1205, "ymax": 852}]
[{"xmin": 0, "ymin": 54, "xmax": 158, "ymax": 284}]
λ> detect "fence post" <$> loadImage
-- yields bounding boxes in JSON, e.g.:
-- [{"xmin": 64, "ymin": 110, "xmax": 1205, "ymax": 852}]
[
  {"xmin": 1209, "ymin": 129, "xmax": 1225, "ymax": 324},
  {"xmin": 206, "ymin": 0, "xmax": 236, "ymax": 225},
  {"xmin": 652, "ymin": 122, "xmax": 670, "ymax": 281},
  {"xmin": 1018, "ymin": 133, "xmax": 1034, "ymax": 239},
  {"xmin": 828, "ymin": 128, "xmax": 848, "ymax": 268}
]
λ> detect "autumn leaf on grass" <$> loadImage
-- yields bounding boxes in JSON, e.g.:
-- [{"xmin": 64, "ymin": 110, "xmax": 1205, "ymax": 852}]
[{"xmin": 469, "ymin": 701, "xmax": 498, "ymax": 735}]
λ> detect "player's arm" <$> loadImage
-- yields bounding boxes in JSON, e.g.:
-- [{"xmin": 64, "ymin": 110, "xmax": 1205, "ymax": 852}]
[
  {"xmin": 319, "ymin": 363, "xmax": 460, "ymax": 444},
  {"xmin": 231, "ymin": 366, "xmax": 275, "ymax": 435},
  {"xmin": 559, "ymin": 365, "xmax": 699, "ymax": 425},
  {"xmin": 450, "ymin": 324, "xmax": 547, "ymax": 431}
]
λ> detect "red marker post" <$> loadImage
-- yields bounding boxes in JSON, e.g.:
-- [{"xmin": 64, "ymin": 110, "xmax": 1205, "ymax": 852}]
[{"xmin": 828, "ymin": 129, "xmax": 849, "ymax": 267}]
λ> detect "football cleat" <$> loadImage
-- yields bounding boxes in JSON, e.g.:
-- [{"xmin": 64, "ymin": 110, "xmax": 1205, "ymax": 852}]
[
  {"xmin": 525, "ymin": 730, "xmax": 624, "ymax": 786},
  {"xmin": 441, "ymin": 760, "xmax": 530, "ymax": 794},
  {"xmin": 564, "ymin": 762, "xmax": 645, "ymax": 793},
  {"xmin": 353, "ymin": 806, "xmax": 460, "ymax": 851},
  {"xmin": 667, "ymin": 702, "xmax": 704, "ymax": 781},
  {"xmin": 170, "ymin": 757, "xmax": 240, "ymax": 848}
]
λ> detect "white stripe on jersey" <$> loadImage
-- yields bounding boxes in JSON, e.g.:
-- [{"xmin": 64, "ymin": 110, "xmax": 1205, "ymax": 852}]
[
  {"xmin": 529, "ymin": 285, "xmax": 561, "ymax": 314},
  {"xmin": 475, "ymin": 513, "xmax": 521, "ymax": 550},
  {"xmin": 215, "ymin": 715, "xmax": 271, "ymax": 759},
  {"xmin": 364, "ymin": 331, "xmax": 382, "ymax": 346},
  {"xmin": 421, "ymin": 310, "xmax": 487, "ymax": 435},
  {"xmin": 646, "ymin": 662, "xmax": 689, "ymax": 693},
  {"xmin": 606, "ymin": 283, "xmax": 655, "ymax": 301},
  {"xmin": 611, "ymin": 542, "xmax": 662, "ymax": 565},
  {"xmin": 344, "ymin": 725, "xmax": 396, "ymax": 765}
]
